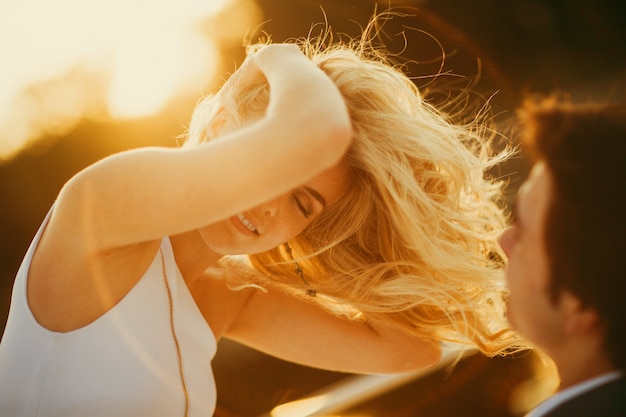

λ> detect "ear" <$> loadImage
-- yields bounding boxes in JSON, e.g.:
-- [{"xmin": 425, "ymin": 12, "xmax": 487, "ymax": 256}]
[{"xmin": 559, "ymin": 290, "xmax": 601, "ymax": 335}]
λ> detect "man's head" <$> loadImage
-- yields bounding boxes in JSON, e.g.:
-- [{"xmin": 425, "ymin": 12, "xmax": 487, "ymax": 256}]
[{"xmin": 499, "ymin": 98, "xmax": 626, "ymax": 370}]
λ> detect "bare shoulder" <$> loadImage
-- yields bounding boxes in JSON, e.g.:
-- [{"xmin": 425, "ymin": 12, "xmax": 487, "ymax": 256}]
[{"xmin": 26, "ymin": 208, "xmax": 161, "ymax": 332}]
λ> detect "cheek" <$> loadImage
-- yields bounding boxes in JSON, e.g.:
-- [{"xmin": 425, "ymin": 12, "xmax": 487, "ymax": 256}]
[
  {"xmin": 506, "ymin": 255, "xmax": 546, "ymax": 301},
  {"xmin": 256, "ymin": 217, "xmax": 305, "ymax": 249},
  {"xmin": 504, "ymin": 234, "xmax": 549, "ymax": 290},
  {"xmin": 277, "ymin": 220, "xmax": 310, "ymax": 243},
  {"xmin": 505, "ymin": 255, "xmax": 555, "ymax": 334}
]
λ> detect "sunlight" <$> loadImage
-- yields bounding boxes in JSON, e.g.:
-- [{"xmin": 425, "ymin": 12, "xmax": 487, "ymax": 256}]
[
  {"xmin": 269, "ymin": 349, "xmax": 467, "ymax": 416},
  {"xmin": 107, "ymin": 31, "xmax": 219, "ymax": 119},
  {"xmin": 271, "ymin": 395, "xmax": 331, "ymax": 417},
  {"xmin": 0, "ymin": 0, "xmax": 262, "ymax": 162}
]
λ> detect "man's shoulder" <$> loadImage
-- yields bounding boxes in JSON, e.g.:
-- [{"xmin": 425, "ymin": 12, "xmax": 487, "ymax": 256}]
[{"xmin": 543, "ymin": 375, "xmax": 626, "ymax": 417}]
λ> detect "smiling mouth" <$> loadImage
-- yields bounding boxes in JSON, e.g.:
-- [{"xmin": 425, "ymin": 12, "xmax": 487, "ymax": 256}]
[{"xmin": 236, "ymin": 213, "xmax": 258, "ymax": 234}]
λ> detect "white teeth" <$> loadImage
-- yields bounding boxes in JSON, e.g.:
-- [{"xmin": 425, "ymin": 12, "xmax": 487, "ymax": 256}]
[{"xmin": 236, "ymin": 213, "xmax": 257, "ymax": 233}]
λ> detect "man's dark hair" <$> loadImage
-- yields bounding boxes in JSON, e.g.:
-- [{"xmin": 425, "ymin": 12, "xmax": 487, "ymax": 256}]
[{"xmin": 519, "ymin": 97, "xmax": 626, "ymax": 369}]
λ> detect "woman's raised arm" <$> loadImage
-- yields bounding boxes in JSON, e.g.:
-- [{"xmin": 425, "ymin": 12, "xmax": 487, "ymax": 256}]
[{"xmin": 53, "ymin": 44, "xmax": 352, "ymax": 251}]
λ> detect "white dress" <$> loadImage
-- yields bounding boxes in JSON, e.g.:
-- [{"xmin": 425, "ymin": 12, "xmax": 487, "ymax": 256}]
[{"xmin": 0, "ymin": 208, "xmax": 218, "ymax": 416}]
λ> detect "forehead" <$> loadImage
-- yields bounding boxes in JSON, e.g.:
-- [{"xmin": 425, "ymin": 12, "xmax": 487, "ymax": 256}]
[
  {"xmin": 518, "ymin": 162, "xmax": 552, "ymax": 234},
  {"xmin": 305, "ymin": 160, "xmax": 352, "ymax": 207}
]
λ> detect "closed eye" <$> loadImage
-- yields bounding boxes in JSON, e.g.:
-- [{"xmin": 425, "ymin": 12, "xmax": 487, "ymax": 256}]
[{"xmin": 292, "ymin": 194, "xmax": 312, "ymax": 218}]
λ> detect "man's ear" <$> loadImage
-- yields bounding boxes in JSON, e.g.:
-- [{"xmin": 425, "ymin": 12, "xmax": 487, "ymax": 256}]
[{"xmin": 559, "ymin": 290, "xmax": 600, "ymax": 335}]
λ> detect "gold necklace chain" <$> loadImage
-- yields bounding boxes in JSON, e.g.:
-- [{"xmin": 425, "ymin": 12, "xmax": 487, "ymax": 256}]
[
  {"xmin": 160, "ymin": 248, "xmax": 190, "ymax": 417},
  {"xmin": 284, "ymin": 242, "xmax": 316, "ymax": 297}
]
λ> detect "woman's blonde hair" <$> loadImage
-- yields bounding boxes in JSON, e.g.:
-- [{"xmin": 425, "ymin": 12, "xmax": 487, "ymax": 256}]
[{"xmin": 185, "ymin": 14, "xmax": 527, "ymax": 357}]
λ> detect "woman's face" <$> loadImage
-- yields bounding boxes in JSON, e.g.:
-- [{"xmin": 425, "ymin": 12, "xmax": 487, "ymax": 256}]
[{"xmin": 199, "ymin": 161, "xmax": 351, "ymax": 255}]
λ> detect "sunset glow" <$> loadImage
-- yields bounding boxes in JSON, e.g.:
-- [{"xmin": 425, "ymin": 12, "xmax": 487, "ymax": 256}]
[{"xmin": 0, "ymin": 0, "xmax": 261, "ymax": 162}]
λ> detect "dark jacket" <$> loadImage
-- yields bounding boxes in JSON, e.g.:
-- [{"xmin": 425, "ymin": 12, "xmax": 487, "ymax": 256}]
[{"xmin": 541, "ymin": 375, "xmax": 626, "ymax": 417}]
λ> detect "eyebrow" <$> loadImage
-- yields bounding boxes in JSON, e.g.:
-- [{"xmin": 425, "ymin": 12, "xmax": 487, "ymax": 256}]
[{"xmin": 304, "ymin": 186, "xmax": 326, "ymax": 208}]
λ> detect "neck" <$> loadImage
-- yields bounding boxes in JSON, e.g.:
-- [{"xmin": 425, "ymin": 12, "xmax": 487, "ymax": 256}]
[
  {"xmin": 551, "ymin": 339, "xmax": 615, "ymax": 390},
  {"xmin": 169, "ymin": 231, "xmax": 222, "ymax": 283}
]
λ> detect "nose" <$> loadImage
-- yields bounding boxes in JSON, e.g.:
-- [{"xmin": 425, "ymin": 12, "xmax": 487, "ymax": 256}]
[
  {"xmin": 259, "ymin": 197, "xmax": 280, "ymax": 217},
  {"xmin": 498, "ymin": 227, "xmax": 513, "ymax": 257}
]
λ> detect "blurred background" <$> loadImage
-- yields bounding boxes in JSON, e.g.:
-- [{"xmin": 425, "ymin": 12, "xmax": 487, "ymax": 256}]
[{"xmin": 1, "ymin": 0, "xmax": 625, "ymax": 416}]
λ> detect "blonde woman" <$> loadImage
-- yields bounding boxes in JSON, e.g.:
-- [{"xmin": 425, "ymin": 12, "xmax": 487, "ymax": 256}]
[{"xmin": 0, "ymin": 16, "xmax": 525, "ymax": 417}]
